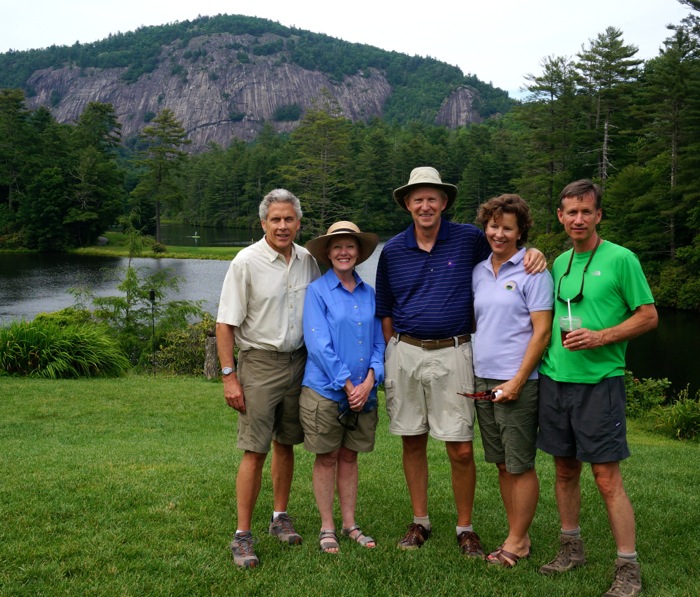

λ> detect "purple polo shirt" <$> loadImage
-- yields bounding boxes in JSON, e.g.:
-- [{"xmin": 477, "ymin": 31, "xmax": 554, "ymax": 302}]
[
  {"xmin": 376, "ymin": 218, "xmax": 490, "ymax": 339},
  {"xmin": 472, "ymin": 247, "xmax": 553, "ymax": 379}
]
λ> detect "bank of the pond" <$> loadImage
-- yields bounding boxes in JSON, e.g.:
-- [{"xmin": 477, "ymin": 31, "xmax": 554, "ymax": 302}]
[
  {"xmin": 2, "ymin": 228, "xmax": 698, "ymax": 394},
  {"xmin": 68, "ymin": 231, "xmax": 240, "ymax": 260}
]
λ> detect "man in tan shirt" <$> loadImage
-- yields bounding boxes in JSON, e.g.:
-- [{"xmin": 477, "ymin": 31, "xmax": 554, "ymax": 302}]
[{"xmin": 216, "ymin": 188, "xmax": 320, "ymax": 568}]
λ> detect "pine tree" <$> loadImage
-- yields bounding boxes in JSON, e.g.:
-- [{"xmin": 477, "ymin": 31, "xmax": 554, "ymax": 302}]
[
  {"xmin": 131, "ymin": 109, "xmax": 191, "ymax": 242},
  {"xmin": 515, "ymin": 55, "xmax": 584, "ymax": 232},
  {"xmin": 279, "ymin": 89, "xmax": 353, "ymax": 235},
  {"xmin": 575, "ymin": 27, "xmax": 642, "ymax": 187}
]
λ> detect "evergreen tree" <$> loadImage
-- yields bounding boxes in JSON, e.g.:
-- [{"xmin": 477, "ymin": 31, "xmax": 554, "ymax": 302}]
[
  {"xmin": 575, "ymin": 27, "xmax": 642, "ymax": 187},
  {"xmin": 453, "ymin": 124, "xmax": 513, "ymax": 223},
  {"xmin": 66, "ymin": 102, "xmax": 126, "ymax": 245},
  {"xmin": 279, "ymin": 89, "xmax": 353, "ymax": 235},
  {"xmin": 350, "ymin": 119, "xmax": 397, "ymax": 229},
  {"xmin": 18, "ymin": 110, "xmax": 74, "ymax": 250},
  {"xmin": 515, "ymin": 56, "xmax": 583, "ymax": 232},
  {"xmin": 131, "ymin": 109, "xmax": 191, "ymax": 242},
  {"xmin": 0, "ymin": 89, "xmax": 34, "ymax": 221}
]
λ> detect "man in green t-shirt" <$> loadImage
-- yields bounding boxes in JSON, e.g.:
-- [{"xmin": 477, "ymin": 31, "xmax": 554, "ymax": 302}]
[{"xmin": 537, "ymin": 180, "xmax": 657, "ymax": 597}]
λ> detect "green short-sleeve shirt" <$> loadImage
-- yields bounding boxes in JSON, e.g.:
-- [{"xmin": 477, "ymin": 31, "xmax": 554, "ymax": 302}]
[{"xmin": 539, "ymin": 240, "xmax": 655, "ymax": 384}]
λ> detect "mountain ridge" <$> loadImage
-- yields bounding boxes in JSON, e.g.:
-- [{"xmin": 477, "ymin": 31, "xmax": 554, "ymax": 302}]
[{"xmin": 0, "ymin": 14, "xmax": 513, "ymax": 150}]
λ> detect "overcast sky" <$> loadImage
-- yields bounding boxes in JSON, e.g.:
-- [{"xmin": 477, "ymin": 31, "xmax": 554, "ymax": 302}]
[{"xmin": 2, "ymin": 0, "xmax": 694, "ymax": 96}]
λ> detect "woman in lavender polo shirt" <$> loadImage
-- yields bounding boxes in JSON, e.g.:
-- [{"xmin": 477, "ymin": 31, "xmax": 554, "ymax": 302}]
[{"xmin": 472, "ymin": 194, "xmax": 553, "ymax": 568}]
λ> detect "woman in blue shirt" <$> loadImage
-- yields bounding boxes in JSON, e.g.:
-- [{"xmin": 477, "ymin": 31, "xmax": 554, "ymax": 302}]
[{"xmin": 300, "ymin": 221, "xmax": 384, "ymax": 554}]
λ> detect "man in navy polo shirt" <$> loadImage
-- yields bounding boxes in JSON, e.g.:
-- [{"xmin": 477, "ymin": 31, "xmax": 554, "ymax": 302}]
[{"xmin": 376, "ymin": 167, "xmax": 545, "ymax": 555}]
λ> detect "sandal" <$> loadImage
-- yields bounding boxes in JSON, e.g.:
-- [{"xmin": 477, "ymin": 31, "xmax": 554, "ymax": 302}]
[
  {"xmin": 319, "ymin": 529, "xmax": 339, "ymax": 554},
  {"xmin": 487, "ymin": 548, "xmax": 530, "ymax": 568},
  {"xmin": 342, "ymin": 524, "xmax": 376, "ymax": 548}
]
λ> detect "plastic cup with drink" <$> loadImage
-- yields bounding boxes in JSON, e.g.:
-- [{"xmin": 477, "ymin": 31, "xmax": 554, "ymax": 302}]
[{"xmin": 559, "ymin": 315, "xmax": 582, "ymax": 346}]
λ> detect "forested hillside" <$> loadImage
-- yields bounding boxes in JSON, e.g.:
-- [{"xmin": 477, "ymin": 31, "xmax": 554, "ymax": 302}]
[
  {"xmin": 1, "ymin": 9, "xmax": 699, "ymax": 311},
  {"xmin": 0, "ymin": 14, "xmax": 513, "ymax": 149}
]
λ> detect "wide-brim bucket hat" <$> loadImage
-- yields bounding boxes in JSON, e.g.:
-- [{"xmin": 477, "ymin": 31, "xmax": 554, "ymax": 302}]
[
  {"xmin": 392, "ymin": 166, "xmax": 458, "ymax": 211},
  {"xmin": 305, "ymin": 221, "xmax": 380, "ymax": 268}
]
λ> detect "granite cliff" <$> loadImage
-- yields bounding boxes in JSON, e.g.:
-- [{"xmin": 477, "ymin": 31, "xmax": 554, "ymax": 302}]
[{"xmin": 18, "ymin": 28, "xmax": 486, "ymax": 151}]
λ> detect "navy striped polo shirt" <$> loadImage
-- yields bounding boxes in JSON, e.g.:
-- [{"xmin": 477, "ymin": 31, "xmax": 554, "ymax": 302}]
[{"xmin": 376, "ymin": 218, "xmax": 490, "ymax": 339}]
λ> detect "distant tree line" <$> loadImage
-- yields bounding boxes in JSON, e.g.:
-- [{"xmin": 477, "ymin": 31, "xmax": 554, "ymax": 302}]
[{"xmin": 1, "ymin": 14, "xmax": 700, "ymax": 310}]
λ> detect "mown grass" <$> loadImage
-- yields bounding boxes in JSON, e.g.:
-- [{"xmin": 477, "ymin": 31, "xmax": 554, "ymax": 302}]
[
  {"xmin": 70, "ymin": 231, "xmax": 240, "ymax": 260},
  {"xmin": 1, "ymin": 376, "xmax": 698, "ymax": 596}
]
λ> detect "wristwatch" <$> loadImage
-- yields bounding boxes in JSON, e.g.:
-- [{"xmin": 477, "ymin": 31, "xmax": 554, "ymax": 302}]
[{"xmin": 221, "ymin": 366, "xmax": 235, "ymax": 376}]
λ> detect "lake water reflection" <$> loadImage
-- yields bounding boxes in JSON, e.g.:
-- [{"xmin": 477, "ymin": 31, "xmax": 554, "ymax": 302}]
[
  {"xmin": 0, "ymin": 248, "xmax": 378, "ymax": 323},
  {"xmin": 0, "ymin": 228, "xmax": 696, "ymax": 393}
]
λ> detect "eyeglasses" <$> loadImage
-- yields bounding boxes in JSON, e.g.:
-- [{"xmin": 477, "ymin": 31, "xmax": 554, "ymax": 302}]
[
  {"xmin": 458, "ymin": 390, "xmax": 495, "ymax": 401},
  {"xmin": 556, "ymin": 238, "xmax": 601, "ymax": 304},
  {"xmin": 336, "ymin": 408, "xmax": 359, "ymax": 431}
]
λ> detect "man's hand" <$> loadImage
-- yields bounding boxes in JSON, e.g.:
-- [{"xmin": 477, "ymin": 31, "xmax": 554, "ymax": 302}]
[
  {"xmin": 223, "ymin": 374, "xmax": 246, "ymax": 413},
  {"xmin": 563, "ymin": 327, "xmax": 603, "ymax": 351},
  {"xmin": 523, "ymin": 247, "xmax": 547, "ymax": 274},
  {"xmin": 564, "ymin": 304, "xmax": 658, "ymax": 350}
]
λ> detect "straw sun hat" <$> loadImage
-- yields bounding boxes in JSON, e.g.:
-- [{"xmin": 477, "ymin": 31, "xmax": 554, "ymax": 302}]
[
  {"xmin": 305, "ymin": 221, "xmax": 379, "ymax": 268},
  {"xmin": 392, "ymin": 166, "xmax": 458, "ymax": 211}
]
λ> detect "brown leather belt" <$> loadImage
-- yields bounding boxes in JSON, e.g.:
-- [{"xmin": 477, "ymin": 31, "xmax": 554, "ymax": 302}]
[{"xmin": 393, "ymin": 332, "xmax": 470, "ymax": 350}]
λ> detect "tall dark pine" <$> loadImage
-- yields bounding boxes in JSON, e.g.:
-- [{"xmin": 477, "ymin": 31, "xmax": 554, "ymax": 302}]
[
  {"xmin": 576, "ymin": 27, "xmax": 642, "ymax": 188},
  {"xmin": 516, "ymin": 55, "xmax": 582, "ymax": 232},
  {"xmin": 132, "ymin": 109, "xmax": 191, "ymax": 243}
]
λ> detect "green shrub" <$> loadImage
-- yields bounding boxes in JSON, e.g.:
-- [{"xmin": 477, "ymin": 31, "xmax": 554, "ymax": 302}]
[
  {"xmin": 273, "ymin": 104, "xmax": 302, "ymax": 121},
  {"xmin": 624, "ymin": 370, "xmax": 671, "ymax": 418},
  {"xmin": 88, "ymin": 264, "xmax": 204, "ymax": 368},
  {"xmin": 157, "ymin": 314, "xmax": 215, "ymax": 375},
  {"xmin": 34, "ymin": 307, "xmax": 93, "ymax": 327},
  {"xmin": 0, "ymin": 320, "xmax": 130, "ymax": 378},
  {"xmin": 152, "ymin": 242, "xmax": 167, "ymax": 253},
  {"xmin": 654, "ymin": 386, "xmax": 700, "ymax": 440}
]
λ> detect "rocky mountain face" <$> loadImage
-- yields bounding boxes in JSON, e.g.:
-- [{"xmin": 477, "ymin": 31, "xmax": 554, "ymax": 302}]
[{"xmin": 25, "ymin": 32, "xmax": 481, "ymax": 151}]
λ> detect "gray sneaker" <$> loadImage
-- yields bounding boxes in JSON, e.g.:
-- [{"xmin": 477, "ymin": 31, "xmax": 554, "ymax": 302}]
[
  {"xmin": 539, "ymin": 534, "xmax": 587, "ymax": 575},
  {"xmin": 229, "ymin": 532, "xmax": 259, "ymax": 569},
  {"xmin": 603, "ymin": 559, "xmax": 642, "ymax": 597},
  {"xmin": 269, "ymin": 513, "xmax": 303, "ymax": 545}
]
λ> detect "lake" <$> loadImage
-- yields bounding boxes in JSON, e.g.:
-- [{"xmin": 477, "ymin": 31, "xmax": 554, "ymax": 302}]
[{"xmin": 0, "ymin": 227, "xmax": 697, "ymax": 394}]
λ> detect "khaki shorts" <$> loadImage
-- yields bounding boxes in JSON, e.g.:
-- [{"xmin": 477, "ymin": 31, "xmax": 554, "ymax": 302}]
[
  {"xmin": 475, "ymin": 377, "xmax": 539, "ymax": 474},
  {"xmin": 235, "ymin": 348, "xmax": 306, "ymax": 453},
  {"xmin": 384, "ymin": 336, "xmax": 475, "ymax": 441},
  {"xmin": 299, "ymin": 386, "xmax": 378, "ymax": 454}
]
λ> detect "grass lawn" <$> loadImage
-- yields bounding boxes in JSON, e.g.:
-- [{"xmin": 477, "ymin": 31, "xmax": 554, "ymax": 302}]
[
  {"xmin": 1, "ymin": 376, "xmax": 698, "ymax": 596},
  {"xmin": 70, "ymin": 231, "xmax": 240, "ymax": 260}
]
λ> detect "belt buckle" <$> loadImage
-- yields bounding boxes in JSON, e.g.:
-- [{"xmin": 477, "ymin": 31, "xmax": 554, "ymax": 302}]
[{"xmin": 421, "ymin": 339, "xmax": 438, "ymax": 350}]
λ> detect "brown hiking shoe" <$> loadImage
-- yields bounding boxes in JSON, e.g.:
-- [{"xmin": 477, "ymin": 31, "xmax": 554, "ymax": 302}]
[
  {"xmin": 603, "ymin": 559, "xmax": 642, "ymax": 597},
  {"xmin": 269, "ymin": 513, "xmax": 303, "ymax": 545},
  {"xmin": 397, "ymin": 523, "xmax": 431, "ymax": 550},
  {"xmin": 457, "ymin": 530, "xmax": 485, "ymax": 558},
  {"xmin": 229, "ymin": 532, "xmax": 259, "ymax": 569},
  {"xmin": 539, "ymin": 534, "xmax": 586, "ymax": 575}
]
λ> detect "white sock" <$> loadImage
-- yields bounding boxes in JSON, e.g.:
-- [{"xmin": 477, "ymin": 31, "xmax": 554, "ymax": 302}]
[
  {"xmin": 414, "ymin": 515, "xmax": 431, "ymax": 530},
  {"xmin": 456, "ymin": 525, "xmax": 473, "ymax": 535},
  {"xmin": 273, "ymin": 511, "xmax": 286, "ymax": 520}
]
